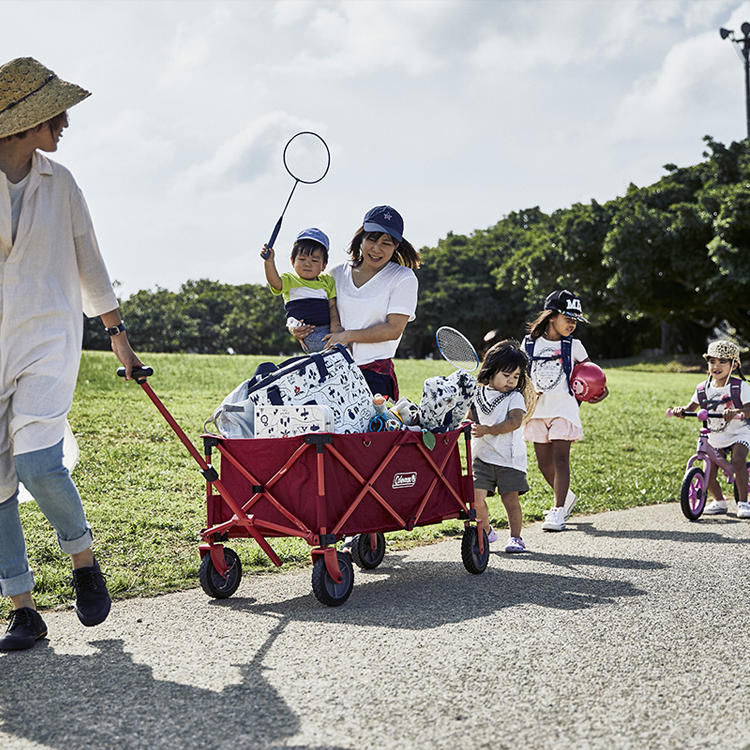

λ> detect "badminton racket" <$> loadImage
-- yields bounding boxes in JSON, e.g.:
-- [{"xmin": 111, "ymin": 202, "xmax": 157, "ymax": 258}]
[
  {"xmin": 261, "ymin": 131, "xmax": 330, "ymax": 258},
  {"xmin": 436, "ymin": 326, "xmax": 480, "ymax": 373}
]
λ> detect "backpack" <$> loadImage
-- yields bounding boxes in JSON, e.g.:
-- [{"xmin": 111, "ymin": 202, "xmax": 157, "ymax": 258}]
[
  {"xmin": 523, "ymin": 335, "xmax": 574, "ymax": 396},
  {"xmin": 696, "ymin": 377, "xmax": 743, "ymax": 411}
]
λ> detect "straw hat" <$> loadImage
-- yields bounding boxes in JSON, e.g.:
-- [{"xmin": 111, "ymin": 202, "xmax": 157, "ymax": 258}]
[{"xmin": 0, "ymin": 57, "xmax": 90, "ymax": 139}]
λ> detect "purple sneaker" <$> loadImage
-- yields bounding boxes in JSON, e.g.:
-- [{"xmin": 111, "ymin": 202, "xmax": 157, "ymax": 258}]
[
  {"xmin": 487, "ymin": 527, "xmax": 498, "ymax": 544},
  {"xmin": 504, "ymin": 537, "xmax": 526, "ymax": 553}
]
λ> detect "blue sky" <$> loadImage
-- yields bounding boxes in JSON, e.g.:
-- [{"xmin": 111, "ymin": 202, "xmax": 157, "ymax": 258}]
[{"xmin": 2, "ymin": 0, "xmax": 749, "ymax": 298}]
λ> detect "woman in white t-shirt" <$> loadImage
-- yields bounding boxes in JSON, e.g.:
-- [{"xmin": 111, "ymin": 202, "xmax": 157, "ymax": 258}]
[
  {"xmin": 292, "ymin": 205, "xmax": 420, "ymax": 401},
  {"xmin": 522, "ymin": 290, "xmax": 608, "ymax": 532}
]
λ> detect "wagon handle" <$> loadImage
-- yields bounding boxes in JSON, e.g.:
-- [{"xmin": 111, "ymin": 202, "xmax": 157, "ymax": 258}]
[{"xmin": 117, "ymin": 366, "xmax": 154, "ymax": 384}]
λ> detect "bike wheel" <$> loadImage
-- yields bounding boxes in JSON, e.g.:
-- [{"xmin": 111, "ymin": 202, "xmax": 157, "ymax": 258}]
[
  {"xmin": 461, "ymin": 525, "xmax": 489, "ymax": 574},
  {"xmin": 680, "ymin": 467, "xmax": 707, "ymax": 520},
  {"xmin": 350, "ymin": 532, "xmax": 386, "ymax": 570},
  {"xmin": 312, "ymin": 552, "xmax": 354, "ymax": 606},
  {"xmin": 732, "ymin": 461, "xmax": 750, "ymax": 503},
  {"xmin": 199, "ymin": 547, "xmax": 242, "ymax": 599}
]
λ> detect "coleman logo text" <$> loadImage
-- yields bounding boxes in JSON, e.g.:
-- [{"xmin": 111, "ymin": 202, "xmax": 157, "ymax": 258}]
[{"xmin": 392, "ymin": 472, "xmax": 417, "ymax": 489}]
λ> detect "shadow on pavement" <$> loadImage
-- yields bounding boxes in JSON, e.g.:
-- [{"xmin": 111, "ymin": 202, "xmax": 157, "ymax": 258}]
[
  {"xmin": 213, "ymin": 553, "xmax": 648, "ymax": 628},
  {"xmin": 574, "ymin": 520, "xmax": 750, "ymax": 545},
  {"xmin": 0, "ymin": 540, "xmax": 655, "ymax": 750},
  {"xmin": 0, "ymin": 619, "xmax": 347, "ymax": 750}
]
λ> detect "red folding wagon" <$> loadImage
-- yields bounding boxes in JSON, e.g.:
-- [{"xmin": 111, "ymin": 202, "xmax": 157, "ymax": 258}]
[{"xmin": 126, "ymin": 368, "xmax": 489, "ymax": 606}]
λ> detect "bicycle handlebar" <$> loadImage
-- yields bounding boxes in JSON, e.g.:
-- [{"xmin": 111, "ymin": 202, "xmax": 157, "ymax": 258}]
[{"xmin": 665, "ymin": 408, "xmax": 743, "ymax": 420}]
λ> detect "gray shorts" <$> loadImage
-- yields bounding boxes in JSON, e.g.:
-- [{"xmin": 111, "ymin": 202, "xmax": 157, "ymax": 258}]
[{"xmin": 473, "ymin": 456, "xmax": 529, "ymax": 496}]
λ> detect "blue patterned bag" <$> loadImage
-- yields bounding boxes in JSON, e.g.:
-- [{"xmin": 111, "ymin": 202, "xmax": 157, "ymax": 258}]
[{"xmin": 418, "ymin": 370, "xmax": 477, "ymax": 432}]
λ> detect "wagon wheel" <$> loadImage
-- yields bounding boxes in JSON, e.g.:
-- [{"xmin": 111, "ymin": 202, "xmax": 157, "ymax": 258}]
[
  {"xmin": 199, "ymin": 547, "xmax": 242, "ymax": 599},
  {"xmin": 461, "ymin": 526, "xmax": 489, "ymax": 574},
  {"xmin": 680, "ymin": 467, "xmax": 707, "ymax": 521},
  {"xmin": 312, "ymin": 551, "xmax": 354, "ymax": 606},
  {"xmin": 350, "ymin": 532, "xmax": 386, "ymax": 570}
]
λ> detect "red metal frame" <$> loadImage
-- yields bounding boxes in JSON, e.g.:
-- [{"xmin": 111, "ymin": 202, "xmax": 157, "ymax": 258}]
[{"xmin": 135, "ymin": 378, "xmax": 479, "ymax": 583}]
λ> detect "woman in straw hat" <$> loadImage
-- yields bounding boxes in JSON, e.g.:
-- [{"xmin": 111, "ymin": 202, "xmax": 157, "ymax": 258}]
[{"xmin": 0, "ymin": 57, "xmax": 143, "ymax": 650}]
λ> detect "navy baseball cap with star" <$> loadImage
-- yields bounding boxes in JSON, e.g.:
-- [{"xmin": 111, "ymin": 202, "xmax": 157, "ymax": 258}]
[
  {"xmin": 363, "ymin": 205, "xmax": 403, "ymax": 243},
  {"xmin": 544, "ymin": 290, "xmax": 589, "ymax": 323}
]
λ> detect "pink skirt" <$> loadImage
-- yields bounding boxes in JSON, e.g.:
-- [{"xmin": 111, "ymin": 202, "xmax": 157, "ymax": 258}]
[{"xmin": 522, "ymin": 417, "xmax": 583, "ymax": 444}]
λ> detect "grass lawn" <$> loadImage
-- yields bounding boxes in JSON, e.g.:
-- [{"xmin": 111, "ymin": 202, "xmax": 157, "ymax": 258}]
[{"xmin": 5, "ymin": 351, "xmax": 709, "ymax": 615}]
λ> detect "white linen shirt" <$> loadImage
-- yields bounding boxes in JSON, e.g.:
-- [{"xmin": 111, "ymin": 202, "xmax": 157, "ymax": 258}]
[{"xmin": 0, "ymin": 151, "xmax": 118, "ymax": 500}]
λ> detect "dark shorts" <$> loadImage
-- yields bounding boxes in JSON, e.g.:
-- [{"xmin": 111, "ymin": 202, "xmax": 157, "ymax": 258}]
[{"xmin": 472, "ymin": 456, "xmax": 529, "ymax": 496}]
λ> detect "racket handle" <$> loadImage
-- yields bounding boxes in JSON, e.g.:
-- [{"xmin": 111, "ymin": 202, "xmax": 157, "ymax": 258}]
[{"xmin": 265, "ymin": 218, "xmax": 283, "ymax": 257}]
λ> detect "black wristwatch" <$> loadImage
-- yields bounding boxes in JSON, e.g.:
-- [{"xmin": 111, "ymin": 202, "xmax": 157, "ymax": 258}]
[{"xmin": 105, "ymin": 322, "xmax": 126, "ymax": 336}]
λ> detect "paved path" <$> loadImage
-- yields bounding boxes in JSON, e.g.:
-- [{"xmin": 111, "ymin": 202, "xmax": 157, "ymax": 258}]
[{"xmin": 2, "ymin": 502, "xmax": 750, "ymax": 750}]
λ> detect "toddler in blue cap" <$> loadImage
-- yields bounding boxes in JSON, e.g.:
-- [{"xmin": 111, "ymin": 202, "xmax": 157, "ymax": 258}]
[{"xmin": 262, "ymin": 228, "xmax": 342, "ymax": 352}]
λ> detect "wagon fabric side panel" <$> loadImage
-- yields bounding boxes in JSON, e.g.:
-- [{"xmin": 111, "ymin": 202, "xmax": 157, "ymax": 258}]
[
  {"xmin": 210, "ymin": 435, "xmax": 318, "ymax": 534},
  {"xmin": 209, "ymin": 429, "xmax": 472, "ymax": 538},
  {"xmin": 324, "ymin": 430, "xmax": 470, "ymax": 534}
]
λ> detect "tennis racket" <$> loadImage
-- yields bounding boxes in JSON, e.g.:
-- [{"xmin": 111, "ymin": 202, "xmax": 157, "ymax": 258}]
[
  {"xmin": 436, "ymin": 326, "xmax": 480, "ymax": 373},
  {"xmin": 262, "ymin": 131, "xmax": 330, "ymax": 258}
]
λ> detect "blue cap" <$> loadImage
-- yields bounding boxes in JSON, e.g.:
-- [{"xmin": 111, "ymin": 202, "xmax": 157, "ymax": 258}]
[
  {"xmin": 296, "ymin": 227, "xmax": 329, "ymax": 251},
  {"xmin": 363, "ymin": 205, "xmax": 403, "ymax": 243}
]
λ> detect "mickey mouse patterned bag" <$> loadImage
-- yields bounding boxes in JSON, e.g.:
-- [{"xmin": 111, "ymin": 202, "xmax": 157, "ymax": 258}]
[
  {"xmin": 246, "ymin": 345, "xmax": 374, "ymax": 434},
  {"xmin": 418, "ymin": 369, "xmax": 477, "ymax": 433}
]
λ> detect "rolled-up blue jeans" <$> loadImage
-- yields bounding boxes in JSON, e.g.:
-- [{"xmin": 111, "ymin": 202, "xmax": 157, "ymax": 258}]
[{"xmin": 0, "ymin": 439, "xmax": 92, "ymax": 597}]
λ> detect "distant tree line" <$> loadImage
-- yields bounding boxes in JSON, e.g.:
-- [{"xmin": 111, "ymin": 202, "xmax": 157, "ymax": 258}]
[
  {"xmin": 85, "ymin": 136, "xmax": 750, "ymax": 359},
  {"xmin": 83, "ymin": 280, "xmax": 292, "ymax": 355}
]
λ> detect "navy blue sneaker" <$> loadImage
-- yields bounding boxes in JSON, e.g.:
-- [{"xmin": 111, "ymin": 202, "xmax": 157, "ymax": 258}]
[
  {"xmin": 0, "ymin": 607, "xmax": 48, "ymax": 650},
  {"xmin": 72, "ymin": 558, "xmax": 111, "ymax": 627}
]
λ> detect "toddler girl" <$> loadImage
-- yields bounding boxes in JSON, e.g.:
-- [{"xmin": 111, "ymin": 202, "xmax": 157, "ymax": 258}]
[{"xmin": 471, "ymin": 339, "xmax": 535, "ymax": 553}]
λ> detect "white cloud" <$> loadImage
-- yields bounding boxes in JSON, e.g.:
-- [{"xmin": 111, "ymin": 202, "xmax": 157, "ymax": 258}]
[
  {"xmin": 3, "ymin": 0, "xmax": 750, "ymax": 298},
  {"xmin": 161, "ymin": 5, "xmax": 234, "ymax": 86},
  {"xmin": 268, "ymin": 0, "xmax": 460, "ymax": 77},
  {"xmin": 176, "ymin": 112, "xmax": 321, "ymax": 190}
]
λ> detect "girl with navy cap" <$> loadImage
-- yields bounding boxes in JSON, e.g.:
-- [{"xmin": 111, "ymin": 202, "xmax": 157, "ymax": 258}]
[
  {"xmin": 292, "ymin": 205, "xmax": 420, "ymax": 400},
  {"xmin": 522, "ymin": 290, "xmax": 608, "ymax": 532}
]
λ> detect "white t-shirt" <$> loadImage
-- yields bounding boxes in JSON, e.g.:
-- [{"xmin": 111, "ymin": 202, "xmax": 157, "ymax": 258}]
[
  {"xmin": 7, "ymin": 172, "xmax": 29, "ymax": 243},
  {"xmin": 690, "ymin": 379, "xmax": 750, "ymax": 449},
  {"xmin": 526, "ymin": 336, "xmax": 588, "ymax": 426},
  {"xmin": 329, "ymin": 262, "xmax": 418, "ymax": 365},
  {"xmin": 471, "ymin": 387, "xmax": 527, "ymax": 472}
]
